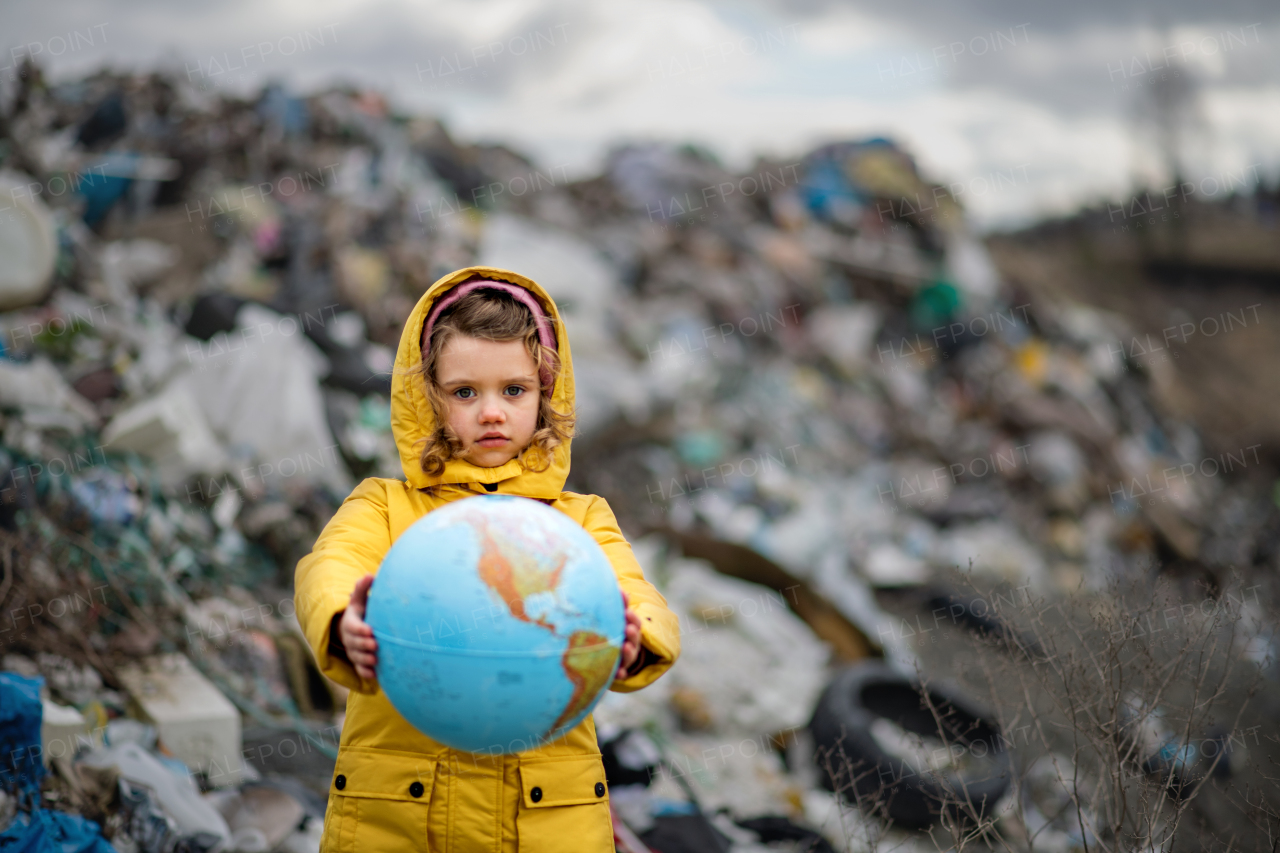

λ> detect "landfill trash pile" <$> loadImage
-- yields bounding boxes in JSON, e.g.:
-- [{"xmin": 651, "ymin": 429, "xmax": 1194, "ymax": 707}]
[{"xmin": 2, "ymin": 61, "xmax": 1277, "ymax": 852}]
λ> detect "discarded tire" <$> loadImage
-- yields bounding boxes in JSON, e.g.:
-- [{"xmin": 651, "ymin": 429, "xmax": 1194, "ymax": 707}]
[{"xmin": 809, "ymin": 662, "xmax": 1011, "ymax": 829}]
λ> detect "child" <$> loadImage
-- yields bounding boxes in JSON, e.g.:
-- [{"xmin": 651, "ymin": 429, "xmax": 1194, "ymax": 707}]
[{"xmin": 295, "ymin": 267, "xmax": 680, "ymax": 853}]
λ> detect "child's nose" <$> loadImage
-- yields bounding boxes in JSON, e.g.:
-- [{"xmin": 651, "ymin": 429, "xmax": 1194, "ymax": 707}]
[{"xmin": 479, "ymin": 400, "xmax": 506, "ymax": 423}]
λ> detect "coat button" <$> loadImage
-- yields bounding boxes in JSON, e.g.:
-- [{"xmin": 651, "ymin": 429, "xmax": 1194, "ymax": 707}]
[
  {"xmin": 334, "ymin": 775, "xmax": 346, "ymax": 790},
  {"xmin": 409, "ymin": 781, "xmax": 424, "ymax": 798},
  {"xmin": 530, "ymin": 786, "xmax": 542, "ymax": 803},
  {"xmin": 595, "ymin": 782, "xmax": 605, "ymax": 798}
]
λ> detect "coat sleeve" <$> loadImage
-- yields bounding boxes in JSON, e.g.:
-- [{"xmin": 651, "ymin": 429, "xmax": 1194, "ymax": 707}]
[
  {"xmin": 582, "ymin": 495, "xmax": 681, "ymax": 693},
  {"xmin": 294, "ymin": 478, "xmax": 392, "ymax": 695}
]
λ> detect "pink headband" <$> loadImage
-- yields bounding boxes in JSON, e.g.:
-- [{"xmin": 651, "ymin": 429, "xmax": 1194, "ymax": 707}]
[{"xmin": 421, "ymin": 279, "xmax": 558, "ymax": 395}]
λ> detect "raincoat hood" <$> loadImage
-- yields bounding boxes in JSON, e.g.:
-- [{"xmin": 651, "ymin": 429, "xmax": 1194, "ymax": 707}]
[{"xmin": 390, "ymin": 266, "xmax": 574, "ymax": 500}]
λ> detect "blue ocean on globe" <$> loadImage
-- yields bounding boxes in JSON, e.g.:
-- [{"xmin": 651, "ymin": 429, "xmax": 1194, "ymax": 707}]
[{"xmin": 365, "ymin": 495, "xmax": 626, "ymax": 754}]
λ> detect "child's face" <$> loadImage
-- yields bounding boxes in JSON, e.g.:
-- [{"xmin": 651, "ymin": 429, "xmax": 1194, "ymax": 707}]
[{"xmin": 434, "ymin": 334, "xmax": 541, "ymax": 468}]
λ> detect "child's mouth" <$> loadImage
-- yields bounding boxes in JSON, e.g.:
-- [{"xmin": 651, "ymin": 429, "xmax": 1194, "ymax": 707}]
[{"xmin": 477, "ymin": 436, "xmax": 508, "ymax": 447}]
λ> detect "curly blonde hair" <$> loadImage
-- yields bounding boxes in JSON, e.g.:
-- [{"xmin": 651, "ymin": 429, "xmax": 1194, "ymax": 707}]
[{"xmin": 416, "ymin": 287, "xmax": 575, "ymax": 477}]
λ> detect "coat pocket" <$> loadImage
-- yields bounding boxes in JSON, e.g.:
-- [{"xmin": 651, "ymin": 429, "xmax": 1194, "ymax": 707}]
[
  {"xmin": 516, "ymin": 754, "xmax": 613, "ymax": 853},
  {"xmin": 321, "ymin": 746, "xmax": 437, "ymax": 853}
]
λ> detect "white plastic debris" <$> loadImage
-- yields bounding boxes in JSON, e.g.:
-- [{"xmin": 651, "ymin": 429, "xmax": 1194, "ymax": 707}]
[
  {"xmin": 944, "ymin": 230, "xmax": 1000, "ymax": 301},
  {"xmin": 757, "ymin": 488, "xmax": 843, "ymax": 572},
  {"xmin": 662, "ymin": 557, "xmax": 831, "ymax": 734},
  {"xmin": 209, "ymin": 489, "xmax": 242, "ymax": 530},
  {"xmin": 211, "ymin": 786, "xmax": 306, "ymax": 853},
  {"xmin": 79, "ymin": 741, "xmax": 233, "ymax": 847},
  {"xmin": 180, "ymin": 304, "xmax": 351, "ymax": 494},
  {"xmin": 99, "ymin": 239, "xmax": 179, "ymax": 302},
  {"xmin": 1028, "ymin": 431, "xmax": 1086, "ymax": 487},
  {"xmin": 41, "ymin": 699, "xmax": 91, "ymax": 766},
  {"xmin": 808, "ymin": 549, "xmax": 920, "ymax": 674},
  {"xmin": 862, "ymin": 543, "xmax": 929, "ymax": 587},
  {"xmin": 115, "ymin": 653, "xmax": 246, "ymax": 787},
  {"xmin": 808, "ymin": 304, "xmax": 882, "ymax": 375},
  {"xmin": 102, "ymin": 380, "xmax": 228, "ymax": 487},
  {"xmin": 0, "ymin": 357, "xmax": 98, "ymax": 427},
  {"xmin": 658, "ymin": 729, "xmax": 804, "ymax": 819},
  {"xmin": 934, "ymin": 520, "xmax": 1049, "ymax": 591},
  {"xmin": 0, "ymin": 171, "xmax": 58, "ymax": 310}
]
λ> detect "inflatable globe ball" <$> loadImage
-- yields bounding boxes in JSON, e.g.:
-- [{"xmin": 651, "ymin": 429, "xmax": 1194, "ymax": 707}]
[{"xmin": 365, "ymin": 495, "xmax": 626, "ymax": 754}]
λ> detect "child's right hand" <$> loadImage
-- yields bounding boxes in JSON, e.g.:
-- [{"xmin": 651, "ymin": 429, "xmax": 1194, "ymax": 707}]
[{"xmin": 339, "ymin": 574, "xmax": 379, "ymax": 683}]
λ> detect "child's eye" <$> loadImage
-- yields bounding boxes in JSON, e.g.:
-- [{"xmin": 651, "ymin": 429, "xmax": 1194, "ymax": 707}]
[
  {"xmin": 505, "ymin": 386, "xmax": 525, "ymax": 397},
  {"xmin": 455, "ymin": 388, "xmax": 475, "ymax": 399}
]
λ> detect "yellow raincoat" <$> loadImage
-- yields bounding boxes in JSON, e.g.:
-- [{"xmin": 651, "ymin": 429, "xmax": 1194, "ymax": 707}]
[{"xmin": 295, "ymin": 266, "xmax": 680, "ymax": 853}]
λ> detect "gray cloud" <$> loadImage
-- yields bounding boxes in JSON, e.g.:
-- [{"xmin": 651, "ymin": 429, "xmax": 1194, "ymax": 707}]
[
  {"xmin": 4, "ymin": 0, "xmax": 1276, "ymax": 225},
  {"xmin": 767, "ymin": 0, "xmax": 1276, "ymax": 39},
  {"xmin": 3, "ymin": 0, "xmax": 586, "ymax": 101}
]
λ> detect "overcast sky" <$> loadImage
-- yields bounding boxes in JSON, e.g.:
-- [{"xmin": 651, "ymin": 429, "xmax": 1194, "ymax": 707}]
[{"xmin": 5, "ymin": 0, "xmax": 1279, "ymax": 228}]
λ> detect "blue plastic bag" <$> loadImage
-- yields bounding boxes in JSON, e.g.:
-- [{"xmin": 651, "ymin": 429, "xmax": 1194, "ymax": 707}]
[
  {"xmin": 0, "ymin": 673, "xmax": 45, "ymax": 796},
  {"xmin": 0, "ymin": 808, "xmax": 117, "ymax": 853},
  {"xmin": 0, "ymin": 673, "xmax": 117, "ymax": 852}
]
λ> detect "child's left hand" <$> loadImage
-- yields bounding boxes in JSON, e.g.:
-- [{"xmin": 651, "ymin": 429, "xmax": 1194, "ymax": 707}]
[{"xmin": 617, "ymin": 591, "xmax": 644, "ymax": 680}]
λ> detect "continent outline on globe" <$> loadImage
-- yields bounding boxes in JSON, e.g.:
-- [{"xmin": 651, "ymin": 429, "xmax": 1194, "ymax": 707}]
[
  {"xmin": 465, "ymin": 508, "xmax": 621, "ymax": 735},
  {"xmin": 366, "ymin": 495, "xmax": 625, "ymax": 754}
]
